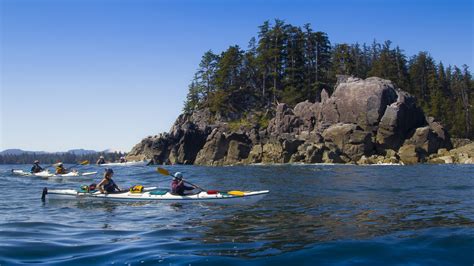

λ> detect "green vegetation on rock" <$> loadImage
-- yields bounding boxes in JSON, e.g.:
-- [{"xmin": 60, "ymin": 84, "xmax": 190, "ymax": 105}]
[{"xmin": 184, "ymin": 19, "xmax": 473, "ymax": 139}]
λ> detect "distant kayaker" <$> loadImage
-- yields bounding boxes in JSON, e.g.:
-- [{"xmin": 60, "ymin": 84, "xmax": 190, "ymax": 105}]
[
  {"xmin": 98, "ymin": 168, "xmax": 122, "ymax": 194},
  {"xmin": 119, "ymin": 156, "xmax": 126, "ymax": 163},
  {"xmin": 146, "ymin": 158, "xmax": 154, "ymax": 166},
  {"xmin": 171, "ymin": 172, "xmax": 196, "ymax": 196},
  {"xmin": 55, "ymin": 162, "xmax": 68, "ymax": 174},
  {"xmin": 31, "ymin": 160, "xmax": 44, "ymax": 173},
  {"xmin": 96, "ymin": 156, "xmax": 106, "ymax": 165}
]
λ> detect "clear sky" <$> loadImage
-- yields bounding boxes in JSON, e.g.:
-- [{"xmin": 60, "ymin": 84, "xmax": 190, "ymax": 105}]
[{"xmin": 1, "ymin": 0, "xmax": 472, "ymax": 152}]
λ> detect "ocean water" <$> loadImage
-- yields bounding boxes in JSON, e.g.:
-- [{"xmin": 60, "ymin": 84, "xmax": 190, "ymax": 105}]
[{"xmin": 0, "ymin": 164, "xmax": 473, "ymax": 265}]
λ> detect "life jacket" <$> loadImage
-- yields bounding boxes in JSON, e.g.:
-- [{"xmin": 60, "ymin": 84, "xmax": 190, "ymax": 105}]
[
  {"xmin": 103, "ymin": 179, "xmax": 116, "ymax": 193},
  {"xmin": 56, "ymin": 166, "xmax": 66, "ymax": 174},
  {"xmin": 171, "ymin": 180, "xmax": 193, "ymax": 195},
  {"xmin": 31, "ymin": 164, "xmax": 43, "ymax": 173}
]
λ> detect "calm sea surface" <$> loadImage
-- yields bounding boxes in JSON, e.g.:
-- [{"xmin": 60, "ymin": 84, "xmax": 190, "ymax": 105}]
[{"xmin": 0, "ymin": 164, "xmax": 473, "ymax": 265}]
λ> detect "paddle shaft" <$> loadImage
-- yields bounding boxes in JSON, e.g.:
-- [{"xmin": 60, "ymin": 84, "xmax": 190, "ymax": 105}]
[
  {"xmin": 41, "ymin": 160, "xmax": 88, "ymax": 169},
  {"xmin": 182, "ymin": 180, "xmax": 205, "ymax": 191}
]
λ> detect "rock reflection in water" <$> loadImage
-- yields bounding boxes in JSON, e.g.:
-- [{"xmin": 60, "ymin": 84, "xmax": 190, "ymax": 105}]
[{"xmin": 186, "ymin": 195, "xmax": 474, "ymax": 258}]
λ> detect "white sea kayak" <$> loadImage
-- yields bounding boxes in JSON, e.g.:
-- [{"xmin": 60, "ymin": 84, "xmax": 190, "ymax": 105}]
[
  {"xmin": 98, "ymin": 161, "xmax": 148, "ymax": 167},
  {"xmin": 12, "ymin": 169, "xmax": 97, "ymax": 178},
  {"xmin": 42, "ymin": 187, "xmax": 269, "ymax": 204}
]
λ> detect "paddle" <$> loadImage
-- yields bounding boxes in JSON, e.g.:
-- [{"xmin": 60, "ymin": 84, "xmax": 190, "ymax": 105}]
[
  {"xmin": 43, "ymin": 160, "xmax": 89, "ymax": 169},
  {"xmin": 156, "ymin": 167, "xmax": 246, "ymax": 196},
  {"xmin": 156, "ymin": 167, "xmax": 205, "ymax": 191}
]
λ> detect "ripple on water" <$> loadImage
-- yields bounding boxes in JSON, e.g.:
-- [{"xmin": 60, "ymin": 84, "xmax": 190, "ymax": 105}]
[{"xmin": 0, "ymin": 164, "xmax": 473, "ymax": 265}]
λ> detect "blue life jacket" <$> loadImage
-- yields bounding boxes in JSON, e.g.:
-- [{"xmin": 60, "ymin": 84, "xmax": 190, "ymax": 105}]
[{"xmin": 104, "ymin": 179, "xmax": 116, "ymax": 193}]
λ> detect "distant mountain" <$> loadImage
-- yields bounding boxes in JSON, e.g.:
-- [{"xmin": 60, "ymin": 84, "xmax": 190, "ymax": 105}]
[
  {"xmin": 0, "ymin": 149, "xmax": 47, "ymax": 155},
  {"xmin": 0, "ymin": 149, "xmax": 127, "ymax": 164},
  {"xmin": 0, "ymin": 148, "xmax": 124, "ymax": 155}
]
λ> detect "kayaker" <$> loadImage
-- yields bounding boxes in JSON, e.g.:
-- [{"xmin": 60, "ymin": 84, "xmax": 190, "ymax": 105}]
[
  {"xmin": 31, "ymin": 160, "xmax": 44, "ymax": 173},
  {"xmin": 98, "ymin": 168, "xmax": 122, "ymax": 194},
  {"xmin": 96, "ymin": 156, "xmax": 106, "ymax": 165},
  {"xmin": 55, "ymin": 163, "xmax": 68, "ymax": 174},
  {"xmin": 171, "ymin": 172, "xmax": 196, "ymax": 196},
  {"xmin": 146, "ymin": 158, "xmax": 154, "ymax": 166}
]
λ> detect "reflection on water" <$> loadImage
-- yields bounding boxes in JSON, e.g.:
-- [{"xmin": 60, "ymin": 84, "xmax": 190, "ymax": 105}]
[{"xmin": 190, "ymin": 195, "xmax": 474, "ymax": 258}]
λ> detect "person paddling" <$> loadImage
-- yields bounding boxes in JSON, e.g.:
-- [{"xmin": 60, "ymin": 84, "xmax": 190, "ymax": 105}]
[
  {"xmin": 171, "ymin": 172, "xmax": 196, "ymax": 196},
  {"xmin": 96, "ymin": 156, "xmax": 106, "ymax": 165},
  {"xmin": 31, "ymin": 160, "xmax": 44, "ymax": 173},
  {"xmin": 98, "ymin": 168, "xmax": 122, "ymax": 194},
  {"xmin": 55, "ymin": 162, "xmax": 68, "ymax": 174}
]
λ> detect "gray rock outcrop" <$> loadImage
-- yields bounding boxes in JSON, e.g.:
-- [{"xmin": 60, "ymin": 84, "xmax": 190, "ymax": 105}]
[{"xmin": 128, "ymin": 77, "xmax": 454, "ymax": 165}]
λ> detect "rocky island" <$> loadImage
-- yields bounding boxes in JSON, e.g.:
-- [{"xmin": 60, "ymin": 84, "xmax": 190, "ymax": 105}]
[
  {"xmin": 127, "ymin": 76, "xmax": 472, "ymax": 165},
  {"xmin": 127, "ymin": 21, "xmax": 473, "ymax": 165}
]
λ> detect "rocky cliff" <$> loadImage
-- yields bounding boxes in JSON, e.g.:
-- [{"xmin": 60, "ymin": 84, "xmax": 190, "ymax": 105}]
[{"xmin": 128, "ymin": 77, "xmax": 458, "ymax": 165}]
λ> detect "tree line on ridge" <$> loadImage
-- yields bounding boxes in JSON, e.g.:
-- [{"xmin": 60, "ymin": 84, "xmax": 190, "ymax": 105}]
[{"xmin": 184, "ymin": 19, "xmax": 473, "ymax": 139}]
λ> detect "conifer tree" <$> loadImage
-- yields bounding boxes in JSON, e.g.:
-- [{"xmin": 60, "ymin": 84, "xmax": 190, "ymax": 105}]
[{"xmin": 181, "ymin": 20, "xmax": 473, "ymax": 138}]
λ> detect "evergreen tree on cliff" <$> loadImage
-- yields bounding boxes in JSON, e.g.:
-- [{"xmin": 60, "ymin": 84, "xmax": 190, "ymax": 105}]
[{"xmin": 182, "ymin": 20, "xmax": 473, "ymax": 139}]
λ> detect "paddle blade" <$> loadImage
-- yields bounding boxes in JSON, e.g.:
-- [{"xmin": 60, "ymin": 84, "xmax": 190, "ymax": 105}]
[
  {"xmin": 157, "ymin": 167, "xmax": 170, "ymax": 176},
  {"xmin": 80, "ymin": 160, "xmax": 89, "ymax": 165},
  {"xmin": 228, "ymin": 190, "xmax": 245, "ymax": 196}
]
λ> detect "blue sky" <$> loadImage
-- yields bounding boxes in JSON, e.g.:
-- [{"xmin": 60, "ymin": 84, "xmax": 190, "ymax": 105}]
[{"xmin": 1, "ymin": 0, "xmax": 472, "ymax": 152}]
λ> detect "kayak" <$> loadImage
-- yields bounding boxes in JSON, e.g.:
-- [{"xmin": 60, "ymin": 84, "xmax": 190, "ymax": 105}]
[
  {"xmin": 42, "ymin": 187, "xmax": 269, "ymax": 204},
  {"xmin": 98, "ymin": 161, "xmax": 148, "ymax": 167},
  {"xmin": 12, "ymin": 169, "xmax": 97, "ymax": 178}
]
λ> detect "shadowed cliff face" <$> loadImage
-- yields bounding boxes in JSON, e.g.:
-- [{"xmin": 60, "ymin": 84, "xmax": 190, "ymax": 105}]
[{"xmin": 127, "ymin": 77, "xmax": 454, "ymax": 165}]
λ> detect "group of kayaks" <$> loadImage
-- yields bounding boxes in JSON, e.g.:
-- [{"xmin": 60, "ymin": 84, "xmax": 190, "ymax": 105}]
[
  {"xmin": 98, "ymin": 161, "xmax": 148, "ymax": 167},
  {"xmin": 11, "ymin": 165, "xmax": 269, "ymax": 204}
]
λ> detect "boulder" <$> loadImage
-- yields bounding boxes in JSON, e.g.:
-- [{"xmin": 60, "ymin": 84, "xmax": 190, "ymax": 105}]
[
  {"xmin": 322, "ymin": 123, "xmax": 373, "ymax": 161},
  {"xmin": 194, "ymin": 130, "xmax": 252, "ymax": 165},
  {"xmin": 398, "ymin": 144, "xmax": 421, "ymax": 165},
  {"xmin": 451, "ymin": 138, "xmax": 472, "ymax": 149},
  {"xmin": 172, "ymin": 123, "xmax": 208, "ymax": 164},
  {"xmin": 329, "ymin": 77, "xmax": 398, "ymax": 131},
  {"xmin": 262, "ymin": 142, "xmax": 285, "ymax": 163},
  {"xmin": 403, "ymin": 120, "xmax": 452, "ymax": 156},
  {"xmin": 224, "ymin": 132, "xmax": 252, "ymax": 164},
  {"xmin": 435, "ymin": 155, "xmax": 454, "ymax": 164},
  {"xmin": 443, "ymin": 143, "xmax": 474, "ymax": 164},
  {"xmin": 376, "ymin": 90, "xmax": 426, "ymax": 151},
  {"xmin": 267, "ymin": 103, "xmax": 302, "ymax": 135},
  {"xmin": 194, "ymin": 129, "xmax": 228, "ymax": 165},
  {"xmin": 294, "ymin": 101, "xmax": 320, "ymax": 131},
  {"xmin": 247, "ymin": 144, "xmax": 263, "ymax": 164},
  {"xmin": 305, "ymin": 144, "xmax": 326, "ymax": 163}
]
